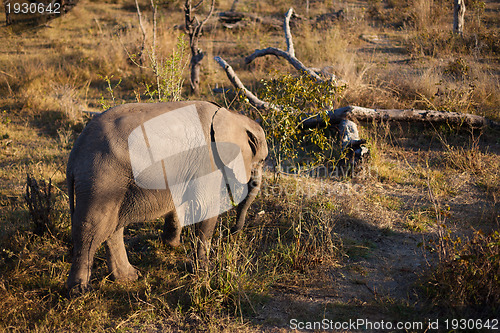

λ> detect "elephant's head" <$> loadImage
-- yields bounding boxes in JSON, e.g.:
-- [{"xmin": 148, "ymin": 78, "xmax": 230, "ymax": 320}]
[{"xmin": 211, "ymin": 108, "xmax": 268, "ymax": 233}]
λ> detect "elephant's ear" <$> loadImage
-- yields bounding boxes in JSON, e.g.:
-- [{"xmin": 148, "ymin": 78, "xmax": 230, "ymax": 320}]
[
  {"xmin": 246, "ymin": 130, "xmax": 258, "ymax": 157},
  {"xmin": 212, "ymin": 109, "xmax": 260, "ymax": 183}
]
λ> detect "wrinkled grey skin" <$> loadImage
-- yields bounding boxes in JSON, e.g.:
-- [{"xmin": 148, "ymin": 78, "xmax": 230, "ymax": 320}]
[{"xmin": 66, "ymin": 101, "xmax": 267, "ymax": 294}]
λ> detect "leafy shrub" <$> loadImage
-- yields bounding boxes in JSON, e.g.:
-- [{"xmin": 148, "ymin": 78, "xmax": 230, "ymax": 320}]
[
  {"xmin": 99, "ymin": 34, "xmax": 188, "ymax": 108},
  {"xmin": 143, "ymin": 34, "xmax": 188, "ymax": 102},
  {"xmin": 258, "ymin": 74, "xmax": 346, "ymax": 172}
]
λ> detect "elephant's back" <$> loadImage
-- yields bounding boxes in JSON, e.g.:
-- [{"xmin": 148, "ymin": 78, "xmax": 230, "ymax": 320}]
[
  {"xmin": 72, "ymin": 102, "xmax": 214, "ymax": 154},
  {"xmin": 97, "ymin": 101, "xmax": 201, "ymax": 137},
  {"xmin": 68, "ymin": 101, "xmax": 224, "ymax": 176}
]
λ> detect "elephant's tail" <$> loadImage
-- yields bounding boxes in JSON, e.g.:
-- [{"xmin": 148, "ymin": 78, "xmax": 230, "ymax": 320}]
[{"xmin": 67, "ymin": 170, "xmax": 75, "ymax": 217}]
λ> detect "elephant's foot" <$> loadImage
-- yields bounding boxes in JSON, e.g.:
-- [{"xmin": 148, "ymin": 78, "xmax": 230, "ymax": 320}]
[
  {"xmin": 162, "ymin": 233, "xmax": 181, "ymax": 248},
  {"xmin": 67, "ymin": 263, "xmax": 93, "ymax": 297},
  {"xmin": 163, "ymin": 238, "xmax": 181, "ymax": 248},
  {"xmin": 68, "ymin": 282, "xmax": 93, "ymax": 298},
  {"xmin": 112, "ymin": 265, "xmax": 141, "ymax": 282},
  {"xmin": 105, "ymin": 227, "xmax": 141, "ymax": 282}
]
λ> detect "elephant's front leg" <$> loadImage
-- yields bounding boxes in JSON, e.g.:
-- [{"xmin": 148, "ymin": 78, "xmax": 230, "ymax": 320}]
[
  {"xmin": 232, "ymin": 165, "xmax": 263, "ymax": 234},
  {"xmin": 195, "ymin": 216, "xmax": 218, "ymax": 263},
  {"xmin": 162, "ymin": 211, "xmax": 182, "ymax": 247}
]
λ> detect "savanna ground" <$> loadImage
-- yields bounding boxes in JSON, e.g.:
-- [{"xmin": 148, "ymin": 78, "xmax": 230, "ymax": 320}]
[{"xmin": 0, "ymin": 0, "xmax": 499, "ymax": 331}]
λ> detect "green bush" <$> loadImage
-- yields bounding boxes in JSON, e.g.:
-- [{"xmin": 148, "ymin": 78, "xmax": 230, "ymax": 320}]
[{"xmin": 258, "ymin": 74, "xmax": 346, "ymax": 172}]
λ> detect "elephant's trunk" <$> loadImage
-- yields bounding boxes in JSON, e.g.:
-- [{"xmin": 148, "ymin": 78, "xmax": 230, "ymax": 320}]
[{"xmin": 231, "ymin": 165, "xmax": 263, "ymax": 234}]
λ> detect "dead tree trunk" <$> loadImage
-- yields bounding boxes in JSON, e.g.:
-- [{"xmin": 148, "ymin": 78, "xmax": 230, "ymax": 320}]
[
  {"xmin": 453, "ymin": 0, "xmax": 466, "ymax": 35},
  {"xmin": 301, "ymin": 106, "xmax": 500, "ymax": 130},
  {"xmin": 185, "ymin": 0, "xmax": 215, "ymax": 95}
]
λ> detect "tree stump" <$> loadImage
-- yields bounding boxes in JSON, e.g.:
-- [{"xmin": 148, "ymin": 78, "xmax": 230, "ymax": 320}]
[
  {"xmin": 25, "ymin": 174, "xmax": 54, "ymax": 236},
  {"xmin": 453, "ymin": 0, "xmax": 466, "ymax": 35}
]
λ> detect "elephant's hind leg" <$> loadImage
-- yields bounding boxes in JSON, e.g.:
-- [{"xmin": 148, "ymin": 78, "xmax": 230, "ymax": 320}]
[
  {"xmin": 67, "ymin": 200, "xmax": 121, "ymax": 295},
  {"xmin": 67, "ymin": 218, "xmax": 113, "ymax": 295},
  {"xmin": 68, "ymin": 233, "xmax": 98, "ymax": 295},
  {"xmin": 105, "ymin": 227, "xmax": 140, "ymax": 282}
]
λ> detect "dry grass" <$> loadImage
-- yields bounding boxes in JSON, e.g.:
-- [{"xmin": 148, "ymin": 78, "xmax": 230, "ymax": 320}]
[{"xmin": 0, "ymin": 171, "xmax": 348, "ymax": 331}]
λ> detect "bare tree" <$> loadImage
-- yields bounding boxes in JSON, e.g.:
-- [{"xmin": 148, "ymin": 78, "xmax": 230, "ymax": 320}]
[
  {"xmin": 453, "ymin": 0, "xmax": 466, "ymax": 35},
  {"xmin": 245, "ymin": 8, "xmax": 334, "ymax": 83},
  {"xmin": 185, "ymin": 0, "xmax": 215, "ymax": 95},
  {"xmin": 134, "ymin": 0, "xmax": 147, "ymax": 65}
]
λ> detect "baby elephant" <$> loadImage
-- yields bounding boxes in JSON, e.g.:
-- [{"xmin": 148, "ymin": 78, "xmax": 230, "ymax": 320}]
[{"xmin": 66, "ymin": 101, "xmax": 268, "ymax": 294}]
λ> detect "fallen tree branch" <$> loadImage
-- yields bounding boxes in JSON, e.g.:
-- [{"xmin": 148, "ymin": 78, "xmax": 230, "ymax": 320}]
[
  {"xmin": 185, "ymin": 8, "xmax": 344, "ymax": 33},
  {"xmin": 218, "ymin": 11, "xmax": 282, "ymax": 30},
  {"xmin": 284, "ymin": 8, "xmax": 295, "ymax": 57},
  {"xmin": 348, "ymin": 106, "xmax": 500, "ymax": 129},
  {"xmin": 214, "ymin": 6, "xmax": 499, "ymax": 175},
  {"xmin": 214, "ymin": 53, "xmax": 499, "ymax": 176},
  {"xmin": 245, "ymin": 47, "xmax": 323, "ymax": 82},
  {"xmin": 214, "ymin": 56, "xmax": 270, "ymax": 110}
]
